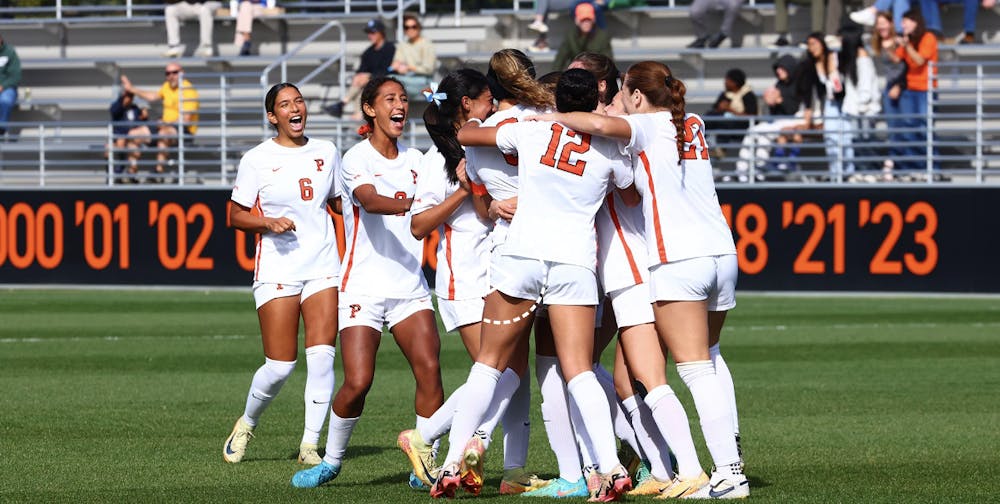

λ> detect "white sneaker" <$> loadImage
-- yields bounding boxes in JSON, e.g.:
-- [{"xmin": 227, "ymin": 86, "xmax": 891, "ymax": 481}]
[
  {"xmin": 162, "ymin": 45, "xmax": 182, "ymax": 58},
  {"xmin": 527, "ymin": 20, "xmax": 549, "ymax": 33},
  {"xmin": 198, "ymin": 45, "xmax": 214, "ymax": 57},
  {"xmin": 684, "ymin": 464, "xmax": 749, "ymax": 499},
  {"xmin": 849, "ymin": 8, "xmax": 876, "ymax": 27}
]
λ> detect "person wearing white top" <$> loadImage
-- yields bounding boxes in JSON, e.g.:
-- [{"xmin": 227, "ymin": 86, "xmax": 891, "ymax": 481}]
[
  {"xmin": 838, "ymin": 29, "xmax": 882, "ymax": 169},
  {"xmin": 225, "ymin": 83, "xmax": 341, "ymax": 468},
  {"xmin": 292, "ymin": 76, "xmax": 444, "ymax": 489},
  {"xmin": 440, "ymin": 69, "xmax": 637, "ymax": 501},
  {"xmin": 532, "ymin": 61, "xmax": 748, "ymax": 500}
]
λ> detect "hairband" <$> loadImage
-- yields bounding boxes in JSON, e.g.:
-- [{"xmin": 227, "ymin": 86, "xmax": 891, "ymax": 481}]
[{"xmin": 423, "ymin": 83, "xmax": 447, "ymax": 107}]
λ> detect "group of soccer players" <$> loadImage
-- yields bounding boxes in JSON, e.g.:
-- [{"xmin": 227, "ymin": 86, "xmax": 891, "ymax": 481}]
[{"xmin": 223, "ymin": 47, "xmax": 749, "ymax": 501}]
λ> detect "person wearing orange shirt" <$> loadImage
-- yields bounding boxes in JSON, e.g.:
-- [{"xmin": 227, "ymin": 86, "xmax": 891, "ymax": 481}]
[{"xmin": 894, "ymin": 8, "xmax": 938, "ymax": 171}]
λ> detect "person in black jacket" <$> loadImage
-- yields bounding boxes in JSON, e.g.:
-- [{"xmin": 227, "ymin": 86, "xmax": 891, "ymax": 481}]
[
  {"xmin": 108, "ymin": 91, "xmax": 151, "ymax": 182},
  {"xmin": 324, "ymin": 19, "xmax": 396, "ymax": 119},
  {"xmin": 704, "ymin": 68, "xmax": 758, "ymax": 152}
]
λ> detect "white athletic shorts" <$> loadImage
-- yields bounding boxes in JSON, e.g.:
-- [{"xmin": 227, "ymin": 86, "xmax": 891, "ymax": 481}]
[
  {"xmin": 252, "ymin": 276, "xmax": 338, "ymax": 310},
  {"xmin": 437, "ymin": 297, "xmax": 485, "ymax": 333},
  {"xmin": 648, "ymin": 254, "xmax": 737, "ymax": 311},
  {"xmin": 338, "ymin": 292, "xmax": 434, "ymax": 331},
  {"xmin": 492, "ymin": 254, "xmax": 599, "ymax": 306},
  {"xmin": 608, "ymin": 283, "xmax": 655, "ymax": 328}
]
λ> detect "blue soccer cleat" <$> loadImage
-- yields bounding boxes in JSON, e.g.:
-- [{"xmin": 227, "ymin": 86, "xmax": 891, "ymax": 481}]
[
  {"xmin": 409, "ymin": 471, "xmax": 429, "ymax": 490},
  {"xmin": 521, "ymin": 476, "xmax": 589, "ymax": 498},
  {"xmin": 291, "ymin": 460, "xmax": 341, "ymax": 488}
]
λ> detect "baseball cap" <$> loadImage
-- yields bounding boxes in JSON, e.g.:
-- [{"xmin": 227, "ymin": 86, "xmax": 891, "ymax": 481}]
[
  {"xmin": 364, "ymin": 18, "xmax": 386, "ymax": 33},
  {"xmin": 575, "ymin": 3, "xmax": 596, "ymax": 22}
]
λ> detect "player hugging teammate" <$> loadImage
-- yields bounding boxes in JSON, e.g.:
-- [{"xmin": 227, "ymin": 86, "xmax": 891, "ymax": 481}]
[{"xmin": 229, "ymin": 51, "xmax": 747, "ymax": 502}]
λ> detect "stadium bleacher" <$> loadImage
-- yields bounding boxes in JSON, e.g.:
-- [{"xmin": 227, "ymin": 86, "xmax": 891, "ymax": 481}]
[{"xmin": 2, "ymin": 0, "xmax": 1000, "ymax": 185}]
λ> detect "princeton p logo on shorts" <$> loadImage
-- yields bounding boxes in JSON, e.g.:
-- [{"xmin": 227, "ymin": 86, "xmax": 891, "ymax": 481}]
[{"xmin": 349, "ymin": 304, "xmax": 361, "ymax": 318}]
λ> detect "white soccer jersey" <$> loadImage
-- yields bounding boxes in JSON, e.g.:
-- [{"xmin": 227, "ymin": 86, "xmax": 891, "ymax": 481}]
[
  {"xmin": 596, "ymin": 188, "xmax": 648, "ymax": 294},
  {"xmin": 230, "ymin": 138, "xmax": 342, "ymax": 283},
  {"xmin": 339, "ymin": 139, "xmax": 429, "ymax": 298},
  {"xmin": 411, "ymin": 145, "xmax": 491, "ymax": 301},
  {"xmin": 496, "ymin": 120, "xmax": 633, "ymax": 270},
  {"xmin": 623, "ymin": 112, "xmax": 735, "ymax": 266},
  {"xmin": 465, "ymin": 104, "xmax": 537, "ymax": 249}
]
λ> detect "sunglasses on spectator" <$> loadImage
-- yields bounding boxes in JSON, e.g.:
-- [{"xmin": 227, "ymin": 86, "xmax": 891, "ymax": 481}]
[
  {"xmin": 165, "ymin": 70, "xmax": 181, "ymax": 75},
  {"xmin": 404, "ymin": 24, "xmax": 419, "ymax": 29}
]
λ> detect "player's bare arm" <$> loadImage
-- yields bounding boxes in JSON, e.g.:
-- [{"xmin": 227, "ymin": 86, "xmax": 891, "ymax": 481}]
[
  {"xmin": 525, "ymin": 112, "xmax": 632, "ymax": 140},
  {"xmin": 228, "ymin": 200, "xmax": 296, "ymax": 234},
  {"xmin": 353, "ymin": 184, "xmax": 412, "ymax": 215}
]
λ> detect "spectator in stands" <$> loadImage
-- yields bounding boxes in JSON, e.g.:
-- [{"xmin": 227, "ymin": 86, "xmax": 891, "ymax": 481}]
[
  {"xmin": 895, "ymin": 8, "xmax": 938, "ymax": 171},
  {"xmin": 0, "ymin": 32, "xmax": 21, "ymax": 137},
  {"xmin": 838, "ymin": 27, "xmax": 881, "ymax": 174},
  {"xmin": 801, "ymin": 32, "xmax": 855, "ymax": 176},
  {"xmin": 324, "ymin": 18, "xmax": 395, "ymax": 120},
  {"xmin": 552, "ymin": 3, "xmax": 613, "ymax": 70},
  {"xmin": 163, "ymin": 1, "xmax": 222, "ymax": 58},
  {"xmin": 233, "ymin": 0, "xmax": 275, "ymax": 56},
  {"xmin": 108, "ymin": 91, "xmax": 152, "ymax": 182},
  {"xmin": 687, "ymin": 0, "xmax": 744, "ymax": 48},
  {"xmin": 923, "ymin": 0, "xmax": 994, "ymax": 43},
  {"xmin": 704, "ymin": 68, "xmax": 758, "ymax": 153},
  {"xmin": 735, "ymin": 54, "xmax": 811, "ymax": 179},
  {"xmin": 772, "ymin": 0, "xmax": 842, "ymax": 47},
  {"xmin": 528, "ymin": 0, "xmax": 606, "ymax": 36},
  {"xmin": 871, "ymin": 10, "xmax": 906, "ymax": 179},
  {"xmin": 389, "ymin": 13, "xmax": 438, "ymax": 99},
  {"xmin": 120, "ymin": 63, "xmax": 201, "ymax": 182}
]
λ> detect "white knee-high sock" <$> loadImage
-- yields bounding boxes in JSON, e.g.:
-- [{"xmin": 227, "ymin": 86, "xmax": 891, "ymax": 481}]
[
  {"xmin": 242, "ymin": 357, "xmax": 296, "ymax": 427},
  {"xmin": 536, "ymin": 355, "xmax": 582, "ymax": 482},
  {"xmin": 676, "ymin": 361, "xmax": 741, "ymax": 468},
  {"xmin": 622, "ymin": 395, "xmax": 674, "ymax": 481},
  {"xmin": 567, "ymin": 371, "xmax": 620, "ymax": 472},
  {"xmin": 477, "ymin": 368, "xmax": 520, "ymax": 450},
  {"xmin": 303, "ymin": 345, "xmax": 335, "ymax": 445},
  {"xmin": 709, "ymin": 343, "xmax": 739, "ymax": 437},
  {"xmin": 418, "ymin": 384, "xmax": 463, "ymax": 444},
  {"xmin": 322, "ymin": 411, "xmax": 359, "ymax": 466},
  {"xmin": 501, "ymin": 370, "xmax": 531, "ymax": 470},
  {"xmin": 416, "ymin": 415, "xmax": 441, "ymax": 455},
  {"xmin": 593, "ymin": 363, "xmax": 640, "ymax": 456},
  {"xmin": 644, "ymin": 384, "xmax": 702, "ymax": 479},
  {"xmin": 443, "ymin": 363, "xmax": 501, "ymax": 466}
]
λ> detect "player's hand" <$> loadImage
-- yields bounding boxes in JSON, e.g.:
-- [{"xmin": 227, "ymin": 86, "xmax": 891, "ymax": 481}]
[
  {"xmin": 455, "ymin": 158, "xmax": 471, "ymax": 192},
  {"xmin": 489, "ymin": 197, "xmax": 517, "ymax": 221},
  {"xmin": 265, "ymin": 216, "xmax": 296, "ymax": 233}
]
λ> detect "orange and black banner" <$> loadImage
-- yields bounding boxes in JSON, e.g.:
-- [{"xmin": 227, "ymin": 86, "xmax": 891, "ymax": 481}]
[{"xmin": 0, "ymin": 187, "xmax": 996, "ymax": 292}]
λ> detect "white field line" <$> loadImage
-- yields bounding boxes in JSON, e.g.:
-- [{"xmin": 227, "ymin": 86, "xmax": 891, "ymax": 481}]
[{"xmin": 0, "ymin": 334, "xmax": 250, "ymax": 344}]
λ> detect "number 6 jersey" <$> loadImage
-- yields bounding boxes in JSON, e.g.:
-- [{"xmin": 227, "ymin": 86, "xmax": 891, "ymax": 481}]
[{"xmin": 231, "ymin": 138, "xmax": 343, "ymax": 283}]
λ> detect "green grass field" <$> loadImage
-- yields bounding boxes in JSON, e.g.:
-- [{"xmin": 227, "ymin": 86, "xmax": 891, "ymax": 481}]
[{"xmin": 1, "ymin": 289, "xmax": 998, "ymax": 503}]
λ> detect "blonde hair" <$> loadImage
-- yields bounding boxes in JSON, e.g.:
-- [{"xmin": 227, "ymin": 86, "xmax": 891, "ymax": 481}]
[
  {"xmin": 870, "ymin": 11, "xmax": 893, "ymax": 57},
  {"xmin": 489, "ymin": 49, "xmax": 554, "ymax": 109}
]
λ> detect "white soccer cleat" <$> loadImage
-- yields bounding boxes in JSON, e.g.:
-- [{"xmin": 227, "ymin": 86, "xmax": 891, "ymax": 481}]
[
  {"xmin": 683, "ymin": 464, "xmax": 749, "ymax": 499},
  {"xmin": 223, "ymin": 417, "xmax": 255, "ymax": 463},
  {"xmin": 298, "ymin": 442, "xmax": 322, "ymax": 465}
]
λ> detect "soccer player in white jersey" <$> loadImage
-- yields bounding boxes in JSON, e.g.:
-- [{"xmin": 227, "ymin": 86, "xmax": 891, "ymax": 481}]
[
  {"xmin": 531, "ymin": 61, "xmax": 748, "ymax": 499},
  {"xmin": 440, "ymin": 68, "xmax": 637, "ymax": 502},
  {"xmin": 292, "ymin": 76, "xmax": 445, "ymax": 488},
  {"xmin": 225, "ymin": 83, "xmax": 341, "ymax": 467}
]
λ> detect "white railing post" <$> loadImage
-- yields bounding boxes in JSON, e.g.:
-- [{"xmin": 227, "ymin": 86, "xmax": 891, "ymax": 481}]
[
  {"xmin": 747, "ymin": 117, "xmax": 757, "ymax": 184},
  {"xmin": 126, "ymin": 0, "xmax": 133, "ymax": 18},
  {"xmin": 925, "ymin": 61, "xmax": 934, "ymax": 184},
  {"xmin": 56, "ymin": 0, "xmax": 62, "ymax": 19},
  {"xmin": 178, "ymin": 75, "xmax": 187, "ymax": 186},
  {"xmin": 220, "ymin": 74, "xmax": 228, "ymax": 186},
  {"xmin": 107, "ymin": 123, "xmax": 115, "ymax": 186},
  {"xmin": 976, "ymin": 64, "xmax": 984, "ymax": 184},
  {"xmin": 38, "ymin": 125, "xmax": 46, "ymax": 187}
]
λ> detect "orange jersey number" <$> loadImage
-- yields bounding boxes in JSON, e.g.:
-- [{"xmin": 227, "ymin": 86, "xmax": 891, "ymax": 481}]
[{"xmin": 539, "ymin": 123, "xmax": 592, "ymax": 176}]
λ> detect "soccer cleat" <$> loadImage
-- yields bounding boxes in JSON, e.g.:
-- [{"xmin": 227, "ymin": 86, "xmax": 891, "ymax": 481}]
[
  {"xmin": 684, "ymin": 464, "xmax": 749, "ymax": 499},
  {"xmin": 460, "ymin": 434, "xmax": 486, "ymax": 495},
  {"xmin": 656, "ymin": 471, "xmax": 709, "ymax": 499},
  {"xmin": 521, "ymin": 476, "xmax": 588, "ymax": 498},
  {"xmin": 223, "ymin": 417, "xmax": 255, "ymax": 463},
  {"xmin": 628, "ymin": 462, "xmax": 669, "ymax": 496},
  {"xmin": 409, "ymin": 471, "xmax": 429, "ymax": 490},
  {"xmin": 397, "ymin": 429, "xmax": 439, "ymax": 488},
  {"xmin": 291, "ymin": 460, "xmax": 341, "ymax": 488},
  {"xmin": 430, "ymin": 462, "xmax": 461, "ymax": 498},
  {"xmin": 584, "ymin": 465, "xmax": 601, "ymax": 496},
  {"xmin": 298, "ymin": 443, "xmax": 322, "ymax": 465},
  {"xmin": 588, "ymin": 464, "xmax": 631, "ymax": 502},
  {"xmin": 617, "ymin": 443, "xmax": 641, "ymax": 477},
  {"xmin": 500, "ymin": 467, "xmax": 550, "ymax": 495}
]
